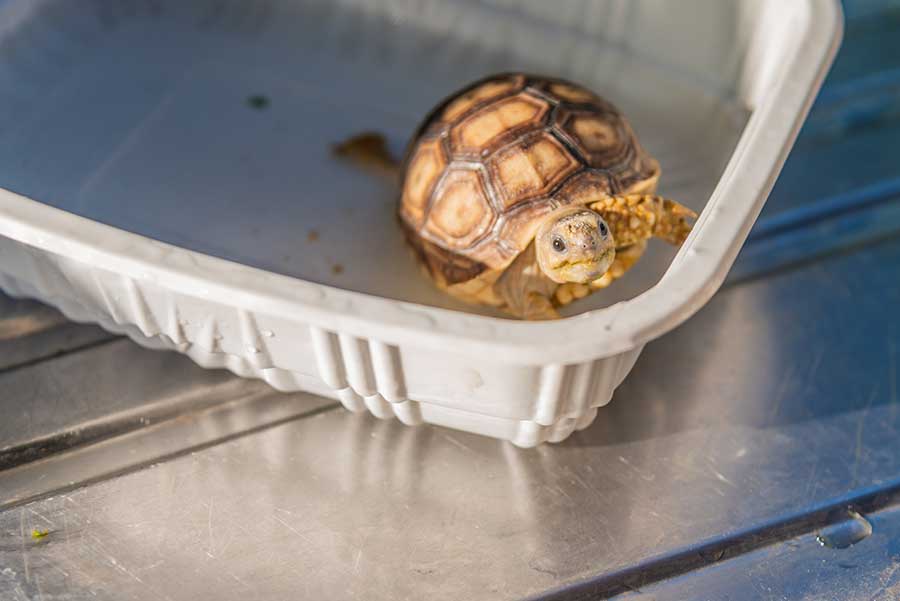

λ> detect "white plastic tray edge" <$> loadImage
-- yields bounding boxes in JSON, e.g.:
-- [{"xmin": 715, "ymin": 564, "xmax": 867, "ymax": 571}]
[{"xmin": 0, "ymin": 255, "xmax": 642, "ymax": 447}]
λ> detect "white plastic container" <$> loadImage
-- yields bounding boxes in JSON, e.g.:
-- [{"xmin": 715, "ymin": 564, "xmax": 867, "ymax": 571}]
[{"xmin": 0, "ymin": 0, "xmax": 841, "ymax": 445}]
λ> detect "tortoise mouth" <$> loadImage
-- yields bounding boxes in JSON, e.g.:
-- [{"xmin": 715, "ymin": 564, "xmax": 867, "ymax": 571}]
[
  {"xmin": 551, "ymin": 248, "xmax": 615, "ymax": 283},
  {"xmin": 553, "ymin": 258, "xmax": 599, "ymax": 269},
  {"xmin": 552, "ymin": 249, "xmax": 615, "ymax": 271}
]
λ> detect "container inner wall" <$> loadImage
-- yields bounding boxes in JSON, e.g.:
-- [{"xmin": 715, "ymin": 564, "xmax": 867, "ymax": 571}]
[{"xmin": 0, "ymin": 0, "xmax": 748, "ymax": 317}]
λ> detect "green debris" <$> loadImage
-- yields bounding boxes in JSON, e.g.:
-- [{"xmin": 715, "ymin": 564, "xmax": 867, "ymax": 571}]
[
  {"xmin": 246, "ymin": 94, "xmax": 270, "ymax": 110},
  {"xmin": 31, "ymin": 528, "xmax": 49, "ymax": 540}
]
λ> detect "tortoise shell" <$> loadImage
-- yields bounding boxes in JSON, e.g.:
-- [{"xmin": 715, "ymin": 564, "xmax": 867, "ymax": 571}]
[{"xmin": 398, "ymin": 73, "xmax": 660, "ymax": 286}]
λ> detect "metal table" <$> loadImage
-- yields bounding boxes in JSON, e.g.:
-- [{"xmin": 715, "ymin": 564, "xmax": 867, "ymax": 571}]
[{"xmin": 2, "ymin": 1, "xmax": 899, "ymax": 599}]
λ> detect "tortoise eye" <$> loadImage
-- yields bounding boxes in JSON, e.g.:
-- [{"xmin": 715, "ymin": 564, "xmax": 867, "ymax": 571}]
[
  {"xmin": 598, "ymin": 221, "xmax": 609, "ymax": 237},
  {"xmin": 552, "ymin": 236, "xmax": 566, "ymax": 253}
]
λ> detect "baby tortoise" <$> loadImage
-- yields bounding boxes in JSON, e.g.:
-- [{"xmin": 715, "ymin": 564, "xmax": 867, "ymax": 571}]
[{"xmin": 334, "ymin": 73, "xmax": 696, "ymax": 320}]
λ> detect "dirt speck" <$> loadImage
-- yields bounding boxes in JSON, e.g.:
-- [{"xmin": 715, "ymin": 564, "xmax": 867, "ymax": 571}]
[
  {"xmin": 246, "ymin": 95, "xmax": 270, "ymax": 110},
  {"xmin": 331, "ymin": 263, "xmax": 344, "ymax": 275},
  {"xmin": 307, "ymin": 229, "xmax": 320, "ymax": 243}
]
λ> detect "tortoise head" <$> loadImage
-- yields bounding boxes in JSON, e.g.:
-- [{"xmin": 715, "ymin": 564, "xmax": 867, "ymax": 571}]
[{"xmin": 535, "ymin": 207, "xmax": 615, "ymax": 284}]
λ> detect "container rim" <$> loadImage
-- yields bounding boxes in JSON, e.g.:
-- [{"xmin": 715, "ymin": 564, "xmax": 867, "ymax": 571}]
[{"xmin": 0, "ymin": 0, "xmax": 843, "ymax": 365}]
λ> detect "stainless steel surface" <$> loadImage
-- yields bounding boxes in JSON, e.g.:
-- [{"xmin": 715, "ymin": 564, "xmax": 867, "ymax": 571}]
[
  {"xmin": 2, "ymin": 231, "xmax": 899, "ymax": 600},
  {"xmin": 1, "ymin": 380, "xmax": 337, "ymax": 509},
  {"xmin": 1, "ymin": 338, "xmax": 233, "ymax": 458},
  {"xmin": 0, "ymin": 294, "xmax": 110, "ymax": 371},
  {"xmin": 628, "ymin": 503, "xmax": 900, "ymax": 601}
]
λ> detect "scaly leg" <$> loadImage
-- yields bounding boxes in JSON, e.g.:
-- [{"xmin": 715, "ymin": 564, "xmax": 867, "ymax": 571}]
[
  {"xmin": 522, "ymin": 292, "xmax": 560, "ymax": 320},
  {"xmin": 494, "ymin": 243, "xmax": 560, "ymax": 320},
  {"xmin": 553, "ymin": 282, "xmax": 592, "ymax": 307},
  {"xmin": 590, "ymin": 241, "xmax": 648, "ymax": 290},
  {"xmin": 589, "ymin": 195, "xmax": 696, "ymax": 247}
]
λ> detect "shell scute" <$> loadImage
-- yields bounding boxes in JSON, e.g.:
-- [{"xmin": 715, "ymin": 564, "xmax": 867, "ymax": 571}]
[
  {"xmin": 400, "ymin": 139, "xmax": 446, "ymax": 227},
  {"xmin": 548, "ymin": 82, "xmax": 595, "ymax": 104},
  {"xmin": 488, "ymin": 132, "xmax": 580, "ymax": 208},
  {"xmin": 449, "ymin": 92, "xmax": 550, "ymax": 157},
  {"xmin": 440, "ymin": 75, "xmax": 525, "ymax": 122},
  {"xmin": 555, "ymin": 108, "xmax": 633, "ymax": 169},
  {"xmin": 552, "ymin": 170, "xmax": 615, "ymax": 207},
  {"xmin": 425, "ymin": 168, "xmax": 495, "ymax": 248},
  {"xmin": 496, "ymin": 201, "xmax": 557, "ymax": 255}
]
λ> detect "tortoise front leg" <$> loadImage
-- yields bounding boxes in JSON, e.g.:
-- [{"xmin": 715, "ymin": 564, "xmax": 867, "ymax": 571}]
[
  {"xmin": 589, "ymin": 241, "xmax": 648, "ymax": 290},
  {"xmin": 493, "ymin": 243, "xmax": 560, "ymax": 320},
  {"xmin": 553, "ymin": 281, "xmax": 592, "ymax": 307},
  {"xmin": 522, "ymin": 292, "xmax": 560, "ymax": 320},
  {"xmin": 589, "ymin": 195, "xmax": 696, "ymax": 247}
]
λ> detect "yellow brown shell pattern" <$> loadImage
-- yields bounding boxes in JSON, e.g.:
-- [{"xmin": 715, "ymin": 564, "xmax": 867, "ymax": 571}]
[{"xmin": 399, "ymin": 73, "xmax": 660, "ymax": 287}]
